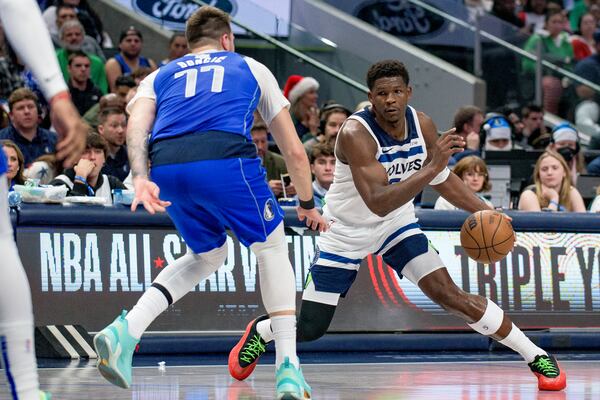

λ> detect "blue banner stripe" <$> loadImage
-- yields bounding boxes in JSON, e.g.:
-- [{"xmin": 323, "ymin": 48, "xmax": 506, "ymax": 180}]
[
  {"xmin": 1, "ymin": 335, "xmax": 18, "ymax": 400},
  {"xmin": 375, "ymin": 222, "xmax": 421, "ymax": 254},
  {"xmin": 319, "ymin": 251, "xmax": 363, "ymax": 265},
  {"xmin": 378, "ymin": 146, "xmax": 424, "ymax": 163}
]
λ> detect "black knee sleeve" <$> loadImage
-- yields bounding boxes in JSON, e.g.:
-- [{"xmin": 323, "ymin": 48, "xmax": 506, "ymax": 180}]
[{"xmin": 296, "ymin": 300, "xmax": 336, "ymax": 342}]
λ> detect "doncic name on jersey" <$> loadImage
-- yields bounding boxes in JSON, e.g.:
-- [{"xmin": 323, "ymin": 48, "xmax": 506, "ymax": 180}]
[{"xmin": 176, "ymin": 53, "xmax": 227, "ymax": 69}]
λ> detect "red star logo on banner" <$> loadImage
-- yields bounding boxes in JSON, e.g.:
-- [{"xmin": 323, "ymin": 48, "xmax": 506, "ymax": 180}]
[{"xmin": 154, "ymin": 256, "xmax": 166, "ymax": 269}]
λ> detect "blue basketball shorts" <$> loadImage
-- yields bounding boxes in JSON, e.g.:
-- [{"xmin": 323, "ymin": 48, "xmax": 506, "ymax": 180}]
[{"xmin": 151, "ymin": 157, "xmax": 284, "ymax": 254}]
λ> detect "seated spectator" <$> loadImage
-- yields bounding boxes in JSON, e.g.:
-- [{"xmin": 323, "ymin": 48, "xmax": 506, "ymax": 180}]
[
  {"xmin": 435, "ymin": 156, "xmax": 494, "ymax": 210},
  {"xmin": 571, "ymin": 13, "xmax": 597, "ymax": 61},
  {"xmin": 518, "ymin": 103, "xmax": 549, "ymax": 148},
  {"xmin": 50, "ymin": 132, "xmax": 126, "ymax": 204},
  {"xmin": 283, "ymin": 75, "xmax": 320, "ymax": 140},
  {"xmin": 309, "ymin": 141, "xmax": 335, "ymax": 208},
  {"xmin": 587, "ymin": 154, "xmax": 600, "ymax": 174},
  {"xmin": 43, "ymin": 0, "xmax": 104, "ymax": 45},
  {"xmin": 131, "ymin": 67, "xmax": 152, "ymax": 85},
  {"xmin": 56, "ymin": 20, "xmax": 108, "ymax": 93},
  {"xmin": 522, "ymin": 9, "xmax": 574, "ymax": 115},
  {"xmin": 451, "ymin": 105, "xmax": 484, "ymax": 163},
  {"xmin": 67, "ymin": 51, "xmax": 102, "ymax": 115},
  {"xmin": 51, "ymin": 4, "xmax": 105, "ymax": 61},
  {"xmin": 483, "ymin": 114, "xmax": 513, "ymax": 151},
  {"xmin": 590, "ymin": 186, "xmax": 600, "ymax": 211},
  {"xmin": 574, "ymin": 99, "xmax": 600, "ymax": 148},
  {"xmin": 105, "ymin": 27, "xmax": 157, "ymax": 93},
  {"xmin": 0, "ymin": 26, "xmax": 23, "ymax": 100},
  {"xmin": 97, "ymin": 107, "xmax": 129, "ymax": 181},
  {"xmin": 491, "ymin": 0, "xmax": 525, "ymax": 28},
  {"xmin": 160, "ymin": 33, "xmax": 188, "ymax": 66},
  {"xmin": 0, "ymin": 88, "xmax": 56, "ymax": 166},
  {"xmin": 519, "ymin": 0, "xmax": 548, "ymax": 34},
  {"xmin": 304, "ymin": 103, "xmax": 350, "ymax": 154},
  {"xmin": 548, "ymin": 123, "xmax": 584, "ymax": 184},
  {"xmin": 573, "ymin": 29, "xmax": 600, "ymax": 102},
  {"xmin": 518, "ymin": 150, "xmax": 586, "ymax": 211},
  {"xmin": 25, "ymin": 153, "xmax": 63, "ymax": 185},
  {"xmin": 2, "ymin": 140, "xmax": 25, "ymax": 190},
  {"xmin": 83, "ymin": 79, "xmax": 131, "ymax": 130},
  {"xmin": 250, "ymin": 122, "xmax": 294, "ymax": 198}
]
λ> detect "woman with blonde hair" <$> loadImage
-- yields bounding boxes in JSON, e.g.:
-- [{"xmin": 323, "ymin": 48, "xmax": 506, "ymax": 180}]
[
  {"xmin": 2, "ymin": 140, "xmax": 25, "ymax": 190},
  {"xmin": 519, "ymin": 150, "xmax": 586, "ymax": 211},
  {"xmin": 435, "ymin": 156, "xmax": 494, "ymax": 209}
]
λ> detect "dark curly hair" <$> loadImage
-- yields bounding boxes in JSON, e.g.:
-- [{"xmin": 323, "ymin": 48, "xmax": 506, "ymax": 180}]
[{"xmin": 366, "ymin": 60, "xmax": 409, "ymax": 90}]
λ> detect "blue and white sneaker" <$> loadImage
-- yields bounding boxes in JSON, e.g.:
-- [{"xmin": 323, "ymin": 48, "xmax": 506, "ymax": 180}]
[
  {"xmin": 93, "ymin": 310, "xmax": 139, "ymax": 389},
  {"xmin": 275, "ymin": 357, "xmax": 311, "ymax": 399}
]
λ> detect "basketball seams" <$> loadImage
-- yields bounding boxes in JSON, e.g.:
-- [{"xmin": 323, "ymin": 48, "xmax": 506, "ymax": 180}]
[
  {"xmin": 490, "ymin": 213, "xmax": 503, "ymax": 246},
  {"xmin": 480, "ymin": 211, "xmax": 492, "ymax": 264},
  {"xmin": 461, "ymin": 234, "xmax": 515, "ymax": 250},
  {"xmin": 463, "ymin": 223, "xmax": 482, "ymax": 261}
]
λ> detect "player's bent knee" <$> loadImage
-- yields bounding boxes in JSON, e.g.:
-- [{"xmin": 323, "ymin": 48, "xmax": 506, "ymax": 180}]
[{"xmin": 296, "ymin": 300, "xmax": 336, "ymax": 342}]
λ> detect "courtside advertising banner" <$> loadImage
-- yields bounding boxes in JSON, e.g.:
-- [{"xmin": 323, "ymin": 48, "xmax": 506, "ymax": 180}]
[{"xmin": 18, "ymin": 227, "xmax": 600, "ymax": 331}]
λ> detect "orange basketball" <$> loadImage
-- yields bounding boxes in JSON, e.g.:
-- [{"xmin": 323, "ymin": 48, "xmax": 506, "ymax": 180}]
[{"xmin": 460, "ymin": 210, "xmax": 515, "ymax": 264}]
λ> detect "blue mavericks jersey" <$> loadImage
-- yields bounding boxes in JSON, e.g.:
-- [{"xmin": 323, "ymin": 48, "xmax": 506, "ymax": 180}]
[
  {"xmin": 0, "ymin": 150, "xmax": 6, "ymax": 175},
  {"xmin": 151, "ymin": 51, "xmax": 260, "ymax": 143}
]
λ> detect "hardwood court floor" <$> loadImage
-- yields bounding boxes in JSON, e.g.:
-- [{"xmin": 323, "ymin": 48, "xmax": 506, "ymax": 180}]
[{"xmin": 3, "ymin": 355, "xmax": 597, "ymax": 400}]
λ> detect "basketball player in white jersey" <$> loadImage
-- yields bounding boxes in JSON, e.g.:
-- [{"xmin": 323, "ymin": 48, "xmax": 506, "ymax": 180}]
[
  {"xmin": 0, "ymin": 1, "xmax": 87, "ymax": 399},
  {"xmin": 230, "ymin": 60, "xmax": 566, "ymax": 391}
]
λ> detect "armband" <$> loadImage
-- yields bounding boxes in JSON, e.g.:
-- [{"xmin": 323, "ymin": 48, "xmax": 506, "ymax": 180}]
[
  {"xmin": 429, "ymin": 167, "xmax": 450, "ymax": 186},
  {"xmin": 299, "ymin": 197, "xmax": 315, "ymax": 210}
]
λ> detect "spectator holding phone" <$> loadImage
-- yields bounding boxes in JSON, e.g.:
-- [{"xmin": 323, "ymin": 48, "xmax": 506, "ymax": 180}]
[{"xmin": 250, "ymin": 121, "xmax": 296, "ymax": 197}]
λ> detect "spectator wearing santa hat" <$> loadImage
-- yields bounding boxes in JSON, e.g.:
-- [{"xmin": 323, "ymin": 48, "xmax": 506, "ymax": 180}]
[
  {"xmin": 483, "ymin": 115, "xmax": 513, "ymax": 152},
  {"xmin": 283, "ymin": 74, "xmax": 320, "ymax": 140}
]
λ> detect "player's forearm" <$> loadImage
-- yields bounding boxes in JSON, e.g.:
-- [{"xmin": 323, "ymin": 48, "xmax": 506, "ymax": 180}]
[
  {"xmin": 367, "ymin": 165, "xmax": 438, "ymax": 217},
  {"xmin": 281, "ymin": 148, "xmax": 313, "ymax": 201},
  {"xmin": 126, "ymin": 100, "xmax": 156, "ymax": 179},
  {"xmin": 0, "ymin": 0, "xmax": 67, "ymax": 99},
  {"xmin": 433, "ymin": 173, "xmax": 491, "ymax": 213}
]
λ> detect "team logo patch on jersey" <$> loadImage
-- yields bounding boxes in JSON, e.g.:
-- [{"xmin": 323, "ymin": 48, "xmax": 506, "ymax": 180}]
[{"xmin": 264, "ymin": 199, "xmax": 275, "ymax": 221}]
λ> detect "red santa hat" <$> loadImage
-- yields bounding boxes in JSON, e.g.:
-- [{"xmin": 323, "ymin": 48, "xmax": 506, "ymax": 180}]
[{"xmin": 283, "ymin": 75, "xmax": 319, "ymax": 104}]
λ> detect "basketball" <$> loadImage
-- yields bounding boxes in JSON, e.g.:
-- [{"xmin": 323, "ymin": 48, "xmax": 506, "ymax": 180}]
[{"xmin": 460, "ymin": 210, "xmax": 515, "ymax": 264}]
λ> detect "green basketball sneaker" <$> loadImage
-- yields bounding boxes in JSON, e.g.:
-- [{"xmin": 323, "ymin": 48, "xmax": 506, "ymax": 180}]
[
  {"xmin": 93, "ymin": 310, "xmax": 139, "ymax": 389},
  {"xmin": 275, "ymin": 357, "xmax": 311, "ymax": 400},
  {"xmin": 39, "ymin": 391, "xmax": 52, "ymax": 399},
  {"xmin": 528, "ymin": 354, "xmax": 567, "ymax": 391}
]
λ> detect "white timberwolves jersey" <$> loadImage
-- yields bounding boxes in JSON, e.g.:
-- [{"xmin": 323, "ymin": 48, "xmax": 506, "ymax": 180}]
[{"xmin": 324, "ymin": 105, "xmax": 427, "ymax": 226}]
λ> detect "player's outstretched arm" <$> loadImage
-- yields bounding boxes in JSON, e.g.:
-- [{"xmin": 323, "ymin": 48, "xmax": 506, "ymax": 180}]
[
  {"xmin": 338, "ymin": 119, "xmax": 460, "ymax": 217},
  {"xmin": 127, "ymin": 97, "xmax": 171, "ymax": 214},
  {"xmin": 269, "ymin": 108, "xmax": 327, "ymax": 232}
]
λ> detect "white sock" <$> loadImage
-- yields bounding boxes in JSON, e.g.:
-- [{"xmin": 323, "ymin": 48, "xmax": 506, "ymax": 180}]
[
  {"xmin": 271, "ymin": 315, "xmax": 298, "ymax": 369},
  {"xmin": 500, "ymin": 323, "xmax": 547, "ymax": 363},
  {"xmin": 125, "ymin": 287, "xmax": 169, "ymax": 339},
  {"xmin": 257, "ymin": 319, "xmax": 273, "ymax": 343},
  {"xmin": 0, "ymin": 321, "xmax": 39, "ymax": 400}
]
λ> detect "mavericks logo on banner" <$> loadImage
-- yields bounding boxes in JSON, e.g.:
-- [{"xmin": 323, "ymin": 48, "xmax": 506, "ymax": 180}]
[{"xmin": 130, "ymin": 0, "xmax": 237, "ymax": 30}]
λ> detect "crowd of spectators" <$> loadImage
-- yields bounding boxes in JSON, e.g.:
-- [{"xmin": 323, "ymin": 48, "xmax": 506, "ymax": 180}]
[{"xmin": 1, "ymin": 0, "xmax": 600, "ymax": 213}]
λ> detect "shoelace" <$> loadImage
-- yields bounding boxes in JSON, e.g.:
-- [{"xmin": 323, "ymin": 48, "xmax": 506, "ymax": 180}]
[
  {"xmin": 240, "ymin": 335, "xmax": 266, "ymax": 364},
  {"xmin": 533, "ymin": 357, "xmax": 559, "ymax": 377}
]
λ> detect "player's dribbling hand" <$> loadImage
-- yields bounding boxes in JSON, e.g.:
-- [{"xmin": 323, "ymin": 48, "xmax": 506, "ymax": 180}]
[
  {"xmin": 50, "ymin": 94, "xmax": 88, "ymax": 168},
  {"xmin": 296, "ymin": 207, "xmax": 328, "ymax": 232},
  {"xmin": 131, "ymin": 176, "xmax": 172, "ymax": 214},
  {"xmin": 430, "ymin": 128, "xmax": 464, "ymax": 172}
]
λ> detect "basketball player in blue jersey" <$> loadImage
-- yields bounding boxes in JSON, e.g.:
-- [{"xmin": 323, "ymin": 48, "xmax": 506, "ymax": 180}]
[
  {"xmin": 92, "ymin": 6, "xmax": 326, "ymax": 400},
  {"xmin": 230, "ymin": 60, "xmax": 567, "ymax": 391},
  {"xmin": 0, "ymin": 2, "xmax": 87, "ymax": 399}
]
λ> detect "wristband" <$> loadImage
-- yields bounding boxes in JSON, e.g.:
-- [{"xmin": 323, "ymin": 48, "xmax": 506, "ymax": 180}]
[
  {"xmin": 549, "ymin": 200, "xmax": 559, "ymax": 208},
  {"xmin": 74, "ymin": 175, "xmax": 87, "ymax": 184},
  {"xmin": 50, "ymin": 91, "xmax": 71, "ymax": 105},
  {"xmin": 299, "ymin": 197, "xmax": 315, "ymax": 210}
]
